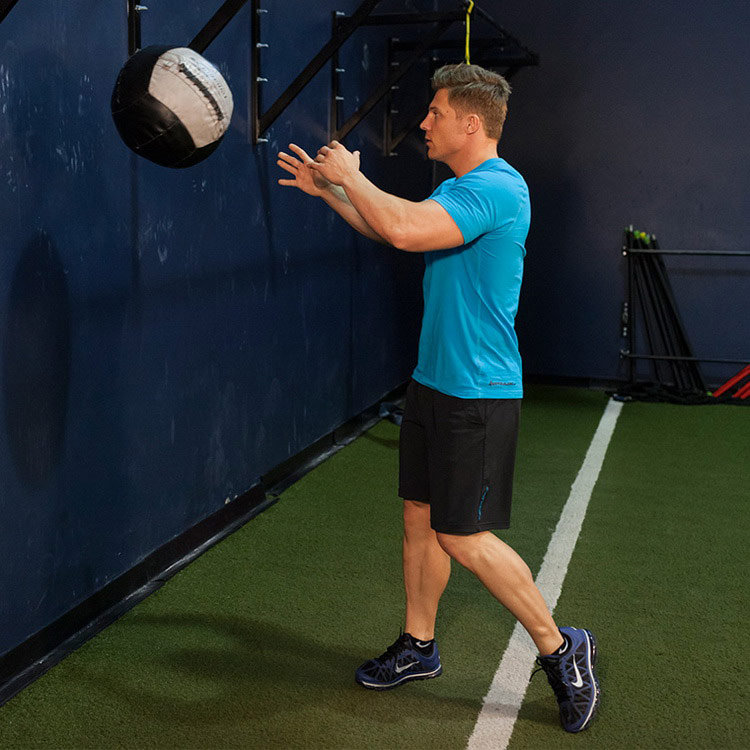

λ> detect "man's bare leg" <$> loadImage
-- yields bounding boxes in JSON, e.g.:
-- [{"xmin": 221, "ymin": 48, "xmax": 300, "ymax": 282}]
[
  {"xmin": 402, "ymin": 500, "xmax": 451, "ymax": 640},
  {"xmin": 435, "ymin": 530, "xmax": 564, "ymax": 655}
]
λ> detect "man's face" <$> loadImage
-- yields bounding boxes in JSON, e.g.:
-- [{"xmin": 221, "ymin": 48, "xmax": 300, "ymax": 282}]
[{"xmin": 419, "ymin": 88, "xmax": 467, "ymax": 162}]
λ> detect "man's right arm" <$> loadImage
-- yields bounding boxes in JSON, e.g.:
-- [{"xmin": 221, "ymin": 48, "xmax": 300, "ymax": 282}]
[
  {"xmin": 277, "ymin": 143, "xmax": 388, "ymax": 245},
  {"xmin": 319, "ymin": 184, "xmax": 388, "ymax": 244}
]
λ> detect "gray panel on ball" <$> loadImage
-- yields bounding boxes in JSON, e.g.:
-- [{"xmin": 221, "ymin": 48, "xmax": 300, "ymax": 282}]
[{"xmin": 111, "ymin": 45, "xmax": 233, "ymax": 169}]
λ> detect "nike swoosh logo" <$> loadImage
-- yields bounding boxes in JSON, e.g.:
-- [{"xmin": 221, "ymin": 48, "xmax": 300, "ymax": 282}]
[
  {"xmin": 571, "ymin": 659, "xmax": 584, "ymax": 688},
  {"xmin": 395, "ymin": 661, "xmax": 418, "ymax": 674}
]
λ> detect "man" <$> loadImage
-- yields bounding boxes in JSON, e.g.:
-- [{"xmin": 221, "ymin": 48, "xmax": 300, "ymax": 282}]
[{"xmin": 277, "ymin": 63, "xmax": 600, "ymax": 734}]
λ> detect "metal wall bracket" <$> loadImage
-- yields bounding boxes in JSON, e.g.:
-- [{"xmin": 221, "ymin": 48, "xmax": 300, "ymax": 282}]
[
  {"xmin": 383, "ymin": 35, "xmax": 539, "ymax": 155},
  {"xmin": 127, "ymin": 0, "xmax": 147, "ymax": 56},
  {"xmin": 332, "ymin": 14, "xmax": 456, "ymax": 143},
  {"xmin": 120, "ymin": 0, "xmax": 538, "ymax": 148},
  {"xmin": 189, "ymin": 0, "xmax": 250, "ymax": 54},
  {"xmin": 0, "ymin": 0, "xmax": 20, "ymax": 26},
  {"xmin": 252, "ymin": 0, "xmax": 383, "ymax": 145},
  {"xmin": 127, "ymin": 0, "xmax": 252, "ymax": 58},
  {"xmin": 328, "ymin": 3, "xmax": 539, "ymax": 152},
  {"xmin": 253, "ymin": 1, "xmax": 537, "ymax": 147}
]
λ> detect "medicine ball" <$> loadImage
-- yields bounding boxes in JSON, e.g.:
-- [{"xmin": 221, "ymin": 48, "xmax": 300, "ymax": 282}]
[{"xmin": 111, "ymin": 45, "xmax": 234, "ymax": 168}]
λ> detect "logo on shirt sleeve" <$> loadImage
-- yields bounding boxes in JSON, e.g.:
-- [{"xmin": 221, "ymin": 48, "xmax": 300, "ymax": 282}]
[{"xmin": 489, "ymin": 380, "xmax": 516, "ymax": 386}]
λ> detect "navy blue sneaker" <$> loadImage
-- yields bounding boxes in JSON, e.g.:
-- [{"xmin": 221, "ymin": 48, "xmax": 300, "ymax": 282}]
[
  {"xmin": 535, "ymin": 626, "xmax": 600, "ymax": 733},
  {"xmin": 355, "ymin": 633, "xmax": 442, "ymax": 690}
]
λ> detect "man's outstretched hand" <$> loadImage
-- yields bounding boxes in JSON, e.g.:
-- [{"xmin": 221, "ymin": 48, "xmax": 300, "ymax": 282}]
[
  {"xmin": 277, "ymin": 143, "xmax": 331, "ymax": 197},
  {"xmin": 309, "ymin": 140, "xmax": 360, "ymax": 186}
]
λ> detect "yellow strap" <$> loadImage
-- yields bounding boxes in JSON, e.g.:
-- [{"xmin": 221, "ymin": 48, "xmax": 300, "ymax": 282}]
[{"xmin": 464, "ymin": 1, "xmax": 475, "ymax": 64}]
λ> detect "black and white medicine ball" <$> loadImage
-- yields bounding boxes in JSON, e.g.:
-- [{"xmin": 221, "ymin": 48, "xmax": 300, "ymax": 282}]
[{"xmin": 111, "ymin": 45, "xmax": 234, "ymax": 168}]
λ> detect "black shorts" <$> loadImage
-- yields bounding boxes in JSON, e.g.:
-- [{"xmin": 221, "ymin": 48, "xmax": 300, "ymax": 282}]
[{"xmin": 398, "ymin": 379, "xmax": 521, "ymax": 534}]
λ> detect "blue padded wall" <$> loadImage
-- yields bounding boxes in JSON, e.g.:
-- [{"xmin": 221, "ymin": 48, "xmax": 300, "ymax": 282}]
[
  {"xmin": 0, "ymin": 0, "xmax": 435, "ymax": 657},
  {"xmin": 4, "ymin": 0, "xmax": 746, "ymax": 663}
]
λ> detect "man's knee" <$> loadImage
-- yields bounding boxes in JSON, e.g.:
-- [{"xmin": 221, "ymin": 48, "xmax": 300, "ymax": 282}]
[
  {"xmin": 403, "ymin": 499, "xmax": 430, "ymax": 516},
  {"xmin": 435, "ymin": 530, "xmax": 486, "ymax": 565},
  {"xmin": 403, "ymin": 499, "xmax": 432, "ymax": 537}
]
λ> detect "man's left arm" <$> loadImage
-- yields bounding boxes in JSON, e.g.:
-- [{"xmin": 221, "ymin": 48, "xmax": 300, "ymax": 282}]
[{"xmin": 309, "ymin": 141, "xmax": 464, "ymax": 253}]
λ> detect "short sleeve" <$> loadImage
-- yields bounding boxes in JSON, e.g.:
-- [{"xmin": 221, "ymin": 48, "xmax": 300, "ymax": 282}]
[{"xmin": 428, "ymin": 170, "xmax": 522, "ymax": 245}]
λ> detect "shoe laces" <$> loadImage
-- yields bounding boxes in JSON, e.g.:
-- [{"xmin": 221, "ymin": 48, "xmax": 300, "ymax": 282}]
[
  {"xmin": 532, "ymin": 658, "xmax": 568, "ymax": 705},
  {"xmin": 383, "ymin": 633, "xmax": 411, "ymax": 660},
  {"xmin": 368, "ymin": 632, "xmax": 411, "ymax": 668}
]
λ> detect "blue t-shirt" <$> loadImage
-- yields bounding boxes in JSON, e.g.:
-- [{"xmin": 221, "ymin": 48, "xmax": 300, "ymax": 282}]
[{"xmin": 412, "ymin": 157, "xmax": 530, "ymax": 399}]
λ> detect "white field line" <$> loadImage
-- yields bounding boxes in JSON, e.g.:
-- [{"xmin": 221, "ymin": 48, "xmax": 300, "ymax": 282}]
[{"xmin": 467, "ymin": 397, "xmax": 624, "ymax": 750}]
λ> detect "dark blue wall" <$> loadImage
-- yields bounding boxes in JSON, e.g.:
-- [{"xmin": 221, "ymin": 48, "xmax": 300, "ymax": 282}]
[
  {"xmin": 2, "ymin": 0, "xmax": 747, "ymax": 660},
  {"xmin": 490, "ymin": 0, "xmax": 750, "ymax": 384},
  {"xmin": 0, "ymin": 0, "xmax": 434, "ymax": 657}
]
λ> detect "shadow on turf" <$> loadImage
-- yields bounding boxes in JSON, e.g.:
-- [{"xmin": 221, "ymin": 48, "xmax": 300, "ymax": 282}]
[
  {"xmin": 515, "ymin": 696, "xmax": 561, "ymax": 728},
  {"xmin": 360, "ymin": 432, "xmax": 399, "ymax": 450},
  {"xmin": 70, "ymin": 613, "xmax": 478, "ymax": 738}
]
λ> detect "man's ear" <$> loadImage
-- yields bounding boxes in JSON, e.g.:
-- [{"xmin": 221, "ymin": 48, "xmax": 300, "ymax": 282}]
[{"xmin": 466, "ymin": 114, "xmax": 480, "ymax": 134}]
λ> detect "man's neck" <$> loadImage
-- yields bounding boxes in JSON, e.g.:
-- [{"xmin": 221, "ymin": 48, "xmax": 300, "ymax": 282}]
[{"xmin": 447, "ymin": 145, "xmax": 499, "ymax": 178}]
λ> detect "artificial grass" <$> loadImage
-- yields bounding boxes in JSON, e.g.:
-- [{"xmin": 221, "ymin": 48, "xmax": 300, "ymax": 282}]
[
  {"xmin": 0, "ymin": 385, "xmax": 607, "ymax": 749},
  {"xmin": 509, "ymin": 401, "xmax": 750, "ymax": 749}
]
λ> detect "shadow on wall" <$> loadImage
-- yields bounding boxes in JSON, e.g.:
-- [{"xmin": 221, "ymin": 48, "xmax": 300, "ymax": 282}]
[{"xmin": 3, "ymin": 230, "xmax": 72, "ymax": 486}]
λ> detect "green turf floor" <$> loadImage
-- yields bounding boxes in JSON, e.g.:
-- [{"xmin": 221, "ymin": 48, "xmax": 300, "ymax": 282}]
[
  {"xmin": 0, "ymin": 388, "xmax": 746, "ymax": 749},
  {"xmin": 0, "ymin": 386, "xmax": 606, "ymax": 748},
  {"xmin": 508, "ymin": 400, "xmax": 750, "ymax": 750}
]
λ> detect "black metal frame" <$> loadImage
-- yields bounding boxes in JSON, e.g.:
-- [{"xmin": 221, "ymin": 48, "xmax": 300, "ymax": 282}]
[
  {"xmin": 382, "ymin": 36, "xmax": 538, "ymax": 155},
  {"xmin": 333, "ymin": 16, "xmax": 456, "ymax": 143},
  {"xmin": 334, "ymin": 3, "xmax": 539, "ymax": 149},
  {"xmin": 252, "ymin": 0, "xmax": 382, "ymax": 144},
  {"xmin": 626, "ymin": 248, "xmax": 750, "ymax": 257},
  {"xmin": 127, "ymin": 0, "xmax": 147, "ymax": 56},
  {"xmin": 253, "ymin": 0, "xmax": 538, "ymax": 146},
  {"xmin": 119, "ymin": 0, "xmax": 538, "ymax": 146},
  {"xmin": 0, "ymin": 0, "xmax": 20, "ymax": 26},
  {"xmin": 128, "ymin": 0, "xmax": 254, "ymax": 59},
  {"xmin": 189, "ymin": 0, "xmax": 249, "ymax": 54},
  {"xmin": 621, "ymin": 243, "xmax": 750, "ymax": 381}
]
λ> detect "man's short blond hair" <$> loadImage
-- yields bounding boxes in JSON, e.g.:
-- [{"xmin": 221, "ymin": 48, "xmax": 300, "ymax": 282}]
[{"xmin": 431, "ymin": 63, "xmax": 512, "ymax": 140}]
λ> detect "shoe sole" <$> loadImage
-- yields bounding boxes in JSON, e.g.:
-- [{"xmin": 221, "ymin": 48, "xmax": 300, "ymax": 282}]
[
  {"xmin": 355, "ymin": 665, "xmax": 443, "ymax": 691},
  {"xmin": 572, "ymin": 629, "xmax": 600, "ymax": 733},
  {"xmin": 588, "ymin": 628, "xmax": 598, "ymax": 666}
]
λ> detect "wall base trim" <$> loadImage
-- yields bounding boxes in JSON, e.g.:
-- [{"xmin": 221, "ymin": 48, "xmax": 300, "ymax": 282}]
[{"xmin": 0, "ymin": 380, "xmax": 408, "ymax": 707}]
